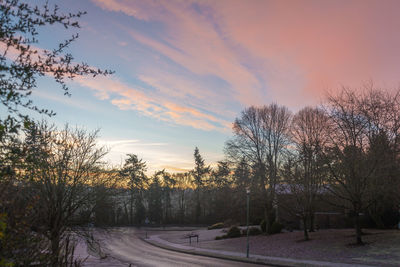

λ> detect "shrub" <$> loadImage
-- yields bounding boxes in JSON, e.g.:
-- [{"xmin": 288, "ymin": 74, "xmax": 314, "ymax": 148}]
[
  {"xmin": 261, "ymin": 218, "xmax": 283, "ymax": 234},
  {"xmin": 249, "ymin": 227, "xmax": 262, "ymax": 235},
  {"xmin": 226, "ymin": 226, "xmax": 241, "ymax": 238},
  {"xmin": 260, "ymin": 212, "xmax": 277, "ymax": 232},
  {"xmin": 208, "ymin": 222, "xmax": 224, "ymax": 230},
  {"xmin": 260, "ymin": 220, "xmax": 266, "ymax": 232},
  {"xmin": 241, "ymin": 227, "xmax": 262, "ymax": 236},
  {"xmin": 215, "ymin": 235, "xmax": 224, "ymax": 240},
  {"xmin": 269, "ymin": 222, "xmax": 283, "ymax": 234}
]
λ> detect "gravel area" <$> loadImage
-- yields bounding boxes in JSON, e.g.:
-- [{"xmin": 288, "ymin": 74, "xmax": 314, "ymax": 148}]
[{"xmin": 156, "ymin": 228, "xmax": 400, "ymax": 266}]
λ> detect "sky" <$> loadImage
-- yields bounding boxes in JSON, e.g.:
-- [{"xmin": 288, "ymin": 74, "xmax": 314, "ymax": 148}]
[{"xmin": 28, "ymin": 0, "xmax": 400, "ymax": 174}]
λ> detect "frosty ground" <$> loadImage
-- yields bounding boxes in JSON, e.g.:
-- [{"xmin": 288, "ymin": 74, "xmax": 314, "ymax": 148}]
[{"xmin": 76, "ymin": 227, "xmax": 400, "ymax": 266}]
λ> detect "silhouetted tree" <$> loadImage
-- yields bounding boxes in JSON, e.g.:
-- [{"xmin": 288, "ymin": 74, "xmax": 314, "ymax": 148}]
[
  {"xmin": 210, "ymin": 161, "xmax": 232, "ymax": 221},
  {"xmin": 23, "ymin": 122, "xmax": 107, "ymax": 265},
  {"xmin": 0, "ymin": 0, "xmax": 112, "ymax": 136},
  {"xmin": 232, "ymin": 158, "xmax": 251, "ymax": 189},
  {"xmin": 92, "ymin": 169, "xmax": 120, "ymax": 226},
  {"xmin": 191, "ymin": 147, "xmax": 210, "ymax": 223},
  {"xmin": 120, "ymin": 154, "xmax": 148, "ymax": 224},
  {"xmin": 322, "ymin": 87, "xmax": 400, "ymax": 244},
  {"xmin": 147, "ymin": 173, "xmax": 163, "ymax": 224},
  {"xmin": 174, "ymin": 172, "xmax": 191, "ymax": 223},
  {"xmin": 0, "ymin": 1, "xmax": 111, "ymax": 263},
  {"xmin": 366, "ymin": 132, "xmax": 400, "ymax": 228},
  {"xmin": 281, "ymin": 107, "xmax": 329, "ymax": 240},
  {"xmin": 226, "ymin": 104, "xmax": 291, "ymax": 233},
  {"xmin": 159, "ymin": 170, "xmax": 175, "ymax": 223}
]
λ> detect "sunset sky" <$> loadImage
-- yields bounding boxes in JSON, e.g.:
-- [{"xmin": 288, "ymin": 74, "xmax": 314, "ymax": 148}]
[{"xmin": 30, "ymin": 0, "xmax": 400, "ymax": 173}]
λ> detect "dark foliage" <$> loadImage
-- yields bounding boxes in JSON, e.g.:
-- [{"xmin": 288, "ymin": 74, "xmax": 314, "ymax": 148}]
[{"xmin": 226, "ymin": 226, "xmax": 242, "ymax": 238}]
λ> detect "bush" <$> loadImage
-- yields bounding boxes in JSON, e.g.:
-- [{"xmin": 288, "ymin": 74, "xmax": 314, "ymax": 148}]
[
  {"xmin": 269, "ymin": 222, "xmax": 283, "ymax": 234},
  {"xmin": 260, "ymin": 212, "xmax": 277, "ymax": 232},
  {"xmin": 261, "ymin": 218, "xmax": 283, "ymax": 234},
  {"xmin": 249, "ymin": 227, "xmax": 262, "ymax": 235},
  {"xmin": 260, "ymin": 220, "xmax": 266, "ymax": 232},
  {"xmin": 226, "ymin": 226, "xmax": 241, "ymax": 238},
  {"xmin": 241, "ymin": 227, "xmax": 262, "ymax": 236},
  {"xmin": 208, "ymin": 222, "xmax": 224, "ymax": 230},
  {"xmin": 215, "ymin": 235, "xmax": 224, "ymax": 240}
]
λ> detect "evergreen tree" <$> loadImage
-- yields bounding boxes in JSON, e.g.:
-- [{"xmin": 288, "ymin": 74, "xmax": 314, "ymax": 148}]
[
  {"xmin": 148, "ymin": 174, "xmax": 163, "ymax": 224},
  {"xmin": 191, "ymin": 147, "xmax": 210, "ymax": 223},
  {"xmin": 120, "ymin": 154, "xmax": 148, "ymax": 224}
]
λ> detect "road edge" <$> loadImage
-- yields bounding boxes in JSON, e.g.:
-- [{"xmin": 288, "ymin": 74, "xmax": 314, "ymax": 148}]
[
  {"xmin": 142, "ymin": 237, "xmax": 294, "ymax": 267},
  {"xmin": 141, "ymin": 236, "xmax": 375, "ymax": 267}
]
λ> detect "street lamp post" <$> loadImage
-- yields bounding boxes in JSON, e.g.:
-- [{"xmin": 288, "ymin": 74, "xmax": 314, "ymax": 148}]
[{"xmin": 246, "ymin": 188, "xmax": 250, "ymax": 258}]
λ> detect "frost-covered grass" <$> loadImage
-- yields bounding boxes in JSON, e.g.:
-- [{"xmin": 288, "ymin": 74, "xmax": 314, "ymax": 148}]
[{"xmin": 159, "ymin": 228, "xmax": 400, "ymax": 266}]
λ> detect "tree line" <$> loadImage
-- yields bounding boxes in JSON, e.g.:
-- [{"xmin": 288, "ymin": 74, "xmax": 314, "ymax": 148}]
[
  {"xmin": 0, "ymin": 120, "xmax": 254, "ymax": 265},
  {"xmin": 226, "ymin": 88, "xmax": 400, "ymax": 243}
]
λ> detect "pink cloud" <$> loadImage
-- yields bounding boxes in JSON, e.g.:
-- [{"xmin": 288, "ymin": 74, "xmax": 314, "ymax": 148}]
[
  {"xmin": 92, "ymin": 0, "xmax": 400, "ymax": 110},
  {"xmin": 91, "ymin": 0, "xmax": 151, "ymax": 20},
  {"xmin": 93, "ymin": 0, "xmax": 263, "ymax": 106},
  {"xmin": 74, "ymin": 75, "xmax": 230, "ymax": 132},
  {"xmin": 210, "ymin": 0, "xmax": 400, "ymax": 101},
  {"xmin": 137, "ymin": 70, "xmax": 236, "ymax": 119}
]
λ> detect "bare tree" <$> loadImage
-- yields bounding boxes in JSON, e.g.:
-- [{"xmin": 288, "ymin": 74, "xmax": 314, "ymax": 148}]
[
  {"xmin": 322, "ymin": 86, "xmax": 400, "ymax": 244},
  {"xmin": 281, "ymin": 107, "xmax": 329, "ymax": 240},
  {"xmin": 226, "ymin": 104, "xmax": 291, "ymax": 233},
  {"xmin": 358, "ymin": 87, "xmax": 400, "ymax": 228},
  {"xmin": 23, "ymin": 122, "xmax": 107, "ymax": 265},
  {"xmin": 0, "ymin": 1, "xmax": 112, "ymax": 262}
]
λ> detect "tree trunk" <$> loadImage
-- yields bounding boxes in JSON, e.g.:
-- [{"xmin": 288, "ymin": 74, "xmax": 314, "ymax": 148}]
[
  {"xmin": 195, "ymin": 189, "xmax": 201, "ymax": 224},
  {"xmin": 180, "ymin": 191, "xmax": 185, "ymax": 224},
  {"xmin": 130, "ymin": 191, "xmax": 134, "ymax": 225},
  {"xmin": 309, "ymin": 212, "xmax": 315, "ymax": 232},
  {"xmin": 303, "ymin": 217, "xmax": 309, "ymax": 241},
  {"xmin": 354, "ymin": 211, "xmax": 363, "ymax": 245},
  {"xmin": 51, "ymin": 230, "xmax": 60, "ymax": 266},
  {"xmin": 264, "ymin": 201, "xmax": 274, "ymax": 234}
]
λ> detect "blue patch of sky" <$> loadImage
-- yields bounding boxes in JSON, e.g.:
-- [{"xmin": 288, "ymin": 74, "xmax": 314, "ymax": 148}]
[{"xmin": 30, "ymin": 0, "xmax": 231, "ymax": 165}]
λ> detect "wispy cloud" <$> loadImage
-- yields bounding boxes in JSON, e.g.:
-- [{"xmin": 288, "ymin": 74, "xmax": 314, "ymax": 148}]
[
  {"xmin": 92, "ymin": 0, "xmax": 400, "ymax": 111},
  {"xmin": 74, "ymin": 75, "xmax": 231, "ymax": 132},
  {"xmin": 92, "ymin": 0, "xmax": 264, "ymax": 106}
]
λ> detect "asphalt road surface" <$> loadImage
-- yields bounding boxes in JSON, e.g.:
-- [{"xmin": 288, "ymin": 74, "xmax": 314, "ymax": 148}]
[{"xmin": 90, "ymin": 228, "xmax": 266, "ymax": 267}]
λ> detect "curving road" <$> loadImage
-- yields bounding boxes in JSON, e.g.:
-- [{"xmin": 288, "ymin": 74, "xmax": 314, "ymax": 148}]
[{"xmin": 90, "ymin": 228, "xmax": 266, "ymax": 267}]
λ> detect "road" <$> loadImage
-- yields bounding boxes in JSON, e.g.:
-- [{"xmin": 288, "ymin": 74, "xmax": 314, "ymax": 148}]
[{"xmin": 85, "ymin": 228, "xmax": 266, "ymax": 267}]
